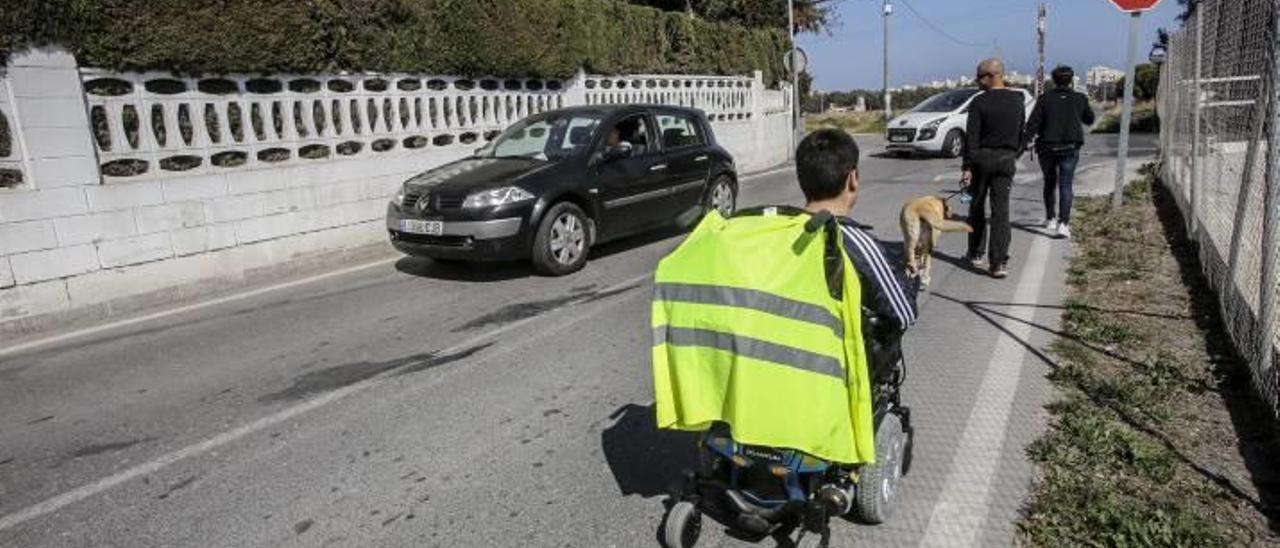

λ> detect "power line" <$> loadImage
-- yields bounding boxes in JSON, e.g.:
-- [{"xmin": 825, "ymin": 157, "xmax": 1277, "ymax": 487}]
[{"xmin": 897, "ymin": 0, "xmax": 992, "ymax": 48}]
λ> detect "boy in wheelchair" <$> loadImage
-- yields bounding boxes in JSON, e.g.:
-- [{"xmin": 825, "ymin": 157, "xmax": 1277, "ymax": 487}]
[{"xmin": 653, "ymin": 130, "xmax": 917, "ymax": 548}]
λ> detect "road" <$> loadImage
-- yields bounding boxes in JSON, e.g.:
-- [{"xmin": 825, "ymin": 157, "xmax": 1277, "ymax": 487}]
[{"xmin": 0, "ymin": 135, "xmax": 1155, "ymax": 548}]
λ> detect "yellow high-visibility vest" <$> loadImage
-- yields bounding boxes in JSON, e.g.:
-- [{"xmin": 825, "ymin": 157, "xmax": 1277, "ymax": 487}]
[{"xmin": 651, "ymin": 207, "xmax": 875, "ymax": 464}]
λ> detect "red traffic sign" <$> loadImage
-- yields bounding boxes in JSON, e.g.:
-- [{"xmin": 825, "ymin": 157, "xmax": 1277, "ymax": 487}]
[{"xmin": 1108, "ymin": 0, "xmax": 1162, "ymax": 12}]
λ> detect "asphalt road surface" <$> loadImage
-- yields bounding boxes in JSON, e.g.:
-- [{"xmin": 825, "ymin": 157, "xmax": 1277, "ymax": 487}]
[{"xmin": 0, "ymin": 135, "xmax": 1157, "ymax": 548}]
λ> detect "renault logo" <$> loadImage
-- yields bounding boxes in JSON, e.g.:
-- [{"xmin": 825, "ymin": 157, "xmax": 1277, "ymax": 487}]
[{"xmin": 416, "ymin": 193, "xmax": 431, "ymax": 212}]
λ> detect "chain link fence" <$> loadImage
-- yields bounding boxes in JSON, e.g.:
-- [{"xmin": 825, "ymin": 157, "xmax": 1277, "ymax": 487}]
[{"xmin": 1159, "ymin": 0, "xmax": 1280, "ymax": 418}]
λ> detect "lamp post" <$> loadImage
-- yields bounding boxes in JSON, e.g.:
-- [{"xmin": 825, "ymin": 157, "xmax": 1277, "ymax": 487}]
[{"xmin": 1149, "ymin": 44, "xmax": 1167, "ymax": 65}]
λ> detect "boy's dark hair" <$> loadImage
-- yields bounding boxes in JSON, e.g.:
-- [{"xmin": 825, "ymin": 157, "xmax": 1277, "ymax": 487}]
[
  {"xmin": 1051, "ymin": 65, "xmax": 1074, "ymax": 88},
  {"xmin": 796, "ymin": 129, "xmax": 860, "ymax": 202}
]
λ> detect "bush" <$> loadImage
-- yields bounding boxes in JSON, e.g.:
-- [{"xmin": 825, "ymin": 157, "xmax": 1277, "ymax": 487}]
[
  {"xmin": 1093, "ymin": 102, "xmax": 1160, "ymax": 134},
  {"xmin": 0, "ymin": 0, "xmax": 787, "ymax": 81}
]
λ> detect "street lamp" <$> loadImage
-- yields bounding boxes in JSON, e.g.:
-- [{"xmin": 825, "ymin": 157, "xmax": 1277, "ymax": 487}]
[{"xmin": 1149, "ymin": 43, "xmax": 1167, "ymax": 65}]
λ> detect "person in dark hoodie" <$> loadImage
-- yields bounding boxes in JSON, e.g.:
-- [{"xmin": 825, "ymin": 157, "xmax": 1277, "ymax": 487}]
[{"xmin": 1025, "ymin": 65, "xmax": 1096, "ymax": 240}]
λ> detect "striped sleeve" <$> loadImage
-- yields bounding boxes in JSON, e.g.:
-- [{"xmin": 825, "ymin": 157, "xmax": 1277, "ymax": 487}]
[{"xmin": 840, "ymin": 224, "xmax": 918, "ymax": 331}]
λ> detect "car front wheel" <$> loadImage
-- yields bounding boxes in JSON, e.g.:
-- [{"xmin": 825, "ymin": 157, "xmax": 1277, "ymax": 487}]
[
  {"xmin": 942, "ymin": 130, "xmax": 964, "ymax": 159},
  {"xmin": 531, "ymin": 202, "xmax": 590, "ymax": 276},
  {"xmin": 705, "ymin": 175, "xmax": 736, "ymax": 218}
]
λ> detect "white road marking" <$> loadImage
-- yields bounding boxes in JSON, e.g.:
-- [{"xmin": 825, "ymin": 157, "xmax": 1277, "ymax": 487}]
[
  {"xmin": 0, "ymin": 164, "xmax": 794, "ymax": 362},
  {"xmin": 0, "ymin": 271, "xmax": 652, "ymax": 533},
  {"xmin": 918, "ymin": 232, "xmax": 1051, "ymax": 547},
  {"xmin": 739, "ymin": 164, "xmax": 794, "ymax": 186}
]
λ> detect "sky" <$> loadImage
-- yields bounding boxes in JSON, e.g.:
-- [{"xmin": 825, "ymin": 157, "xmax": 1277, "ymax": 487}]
[{"xmin": 797, "ymin": 0, "xmax": 1185, "ymax": 91}]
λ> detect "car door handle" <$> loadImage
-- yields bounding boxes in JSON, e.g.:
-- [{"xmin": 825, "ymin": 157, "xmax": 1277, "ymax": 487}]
[
  {"xmin": 650, "ymin": 164, "xmax": 668, "ymax": 171},
  {"xmin": 694, "ymin": 155, "xmax": 708, "ymax": 162}
]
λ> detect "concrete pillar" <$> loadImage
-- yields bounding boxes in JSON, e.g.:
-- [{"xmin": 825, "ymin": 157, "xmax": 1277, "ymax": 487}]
[
  {"xmin": 5, "ymin": 47, "xmax": 99, "ymax": 190},
  {"xmin": 751, "ymin": 71, "xmax": 766, "ymax": 162}
]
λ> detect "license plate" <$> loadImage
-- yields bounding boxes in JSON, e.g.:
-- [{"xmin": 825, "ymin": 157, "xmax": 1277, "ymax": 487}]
[
  {"xmin": 890, "ymin": 135, "xmax": 910, "ymax": 143},
  {"xmin": 399, "ymin": 219, "xmax": 443, "ymax": 236}
]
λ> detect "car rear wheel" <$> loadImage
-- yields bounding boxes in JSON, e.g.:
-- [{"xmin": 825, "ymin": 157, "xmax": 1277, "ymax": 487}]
[
  {"xmin": 531, "ymin": 202, "xmax": 590, "ymax": 276},
  {"xmin": 705, "ymin": 176, "xmax": 736, "ymax": 218},
  {"xmin": 942, "ymin": 130, "xmax": 964, "ymax": 159}
]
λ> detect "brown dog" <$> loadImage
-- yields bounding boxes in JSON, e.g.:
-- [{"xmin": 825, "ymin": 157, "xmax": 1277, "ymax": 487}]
[{"xmin": 900, "ymin": 195, "xmax": 973, "ymax": 288}]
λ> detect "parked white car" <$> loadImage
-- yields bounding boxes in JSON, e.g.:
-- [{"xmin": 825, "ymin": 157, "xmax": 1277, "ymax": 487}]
[{"xmin": 885, "ymin": 88, "xmax": 1034, "ymax": 158}]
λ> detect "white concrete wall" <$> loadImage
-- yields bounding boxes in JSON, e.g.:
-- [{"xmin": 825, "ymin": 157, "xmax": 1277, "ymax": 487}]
[{"xmin": 0, "ymin": 48, "xmax": 793, "ymax": 331}]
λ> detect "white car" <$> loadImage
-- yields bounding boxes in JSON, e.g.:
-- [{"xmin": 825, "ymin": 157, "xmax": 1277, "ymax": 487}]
[{"xmin": 885, "ymin": 88, "xmax": 1033, "ymax": 158}]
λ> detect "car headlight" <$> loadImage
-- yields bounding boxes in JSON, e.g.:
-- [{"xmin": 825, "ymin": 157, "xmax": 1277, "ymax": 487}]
[
  {"xmin": 922, "ymin": 117, "xmax": 947, "ymax": 130},
  {"xmin": 462, "ymin": 186, "xmax": 535, "ymax": 209}
]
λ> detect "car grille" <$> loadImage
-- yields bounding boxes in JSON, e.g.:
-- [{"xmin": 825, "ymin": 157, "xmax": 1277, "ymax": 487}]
[
  {"xmin": 436, "ymin": 193, "xmax": 465, "ymax": 209},
  {"xmin": 392, "ymin": 232, "xmax": 471, "ymax": 247},
  {"xmin": 887, "ymin": 128, "xmax": 917, "ymax": 143},
  {"xmin": 401, "ymin": 192, "xmax": 466, "ymax": 211}
]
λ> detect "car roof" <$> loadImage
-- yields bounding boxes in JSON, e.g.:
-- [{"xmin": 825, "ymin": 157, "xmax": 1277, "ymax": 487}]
[{"xmin": 545, "ymin": 104, "xmax": 705, "ymax": 117}]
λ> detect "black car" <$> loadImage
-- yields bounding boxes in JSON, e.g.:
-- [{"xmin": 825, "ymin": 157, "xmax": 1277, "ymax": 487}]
[{"xmin": 386, "ymin": 104, "xmax": 738, "ymax": 275}]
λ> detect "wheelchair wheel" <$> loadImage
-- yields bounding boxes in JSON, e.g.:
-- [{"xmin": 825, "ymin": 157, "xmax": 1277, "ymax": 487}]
[
  {"xmin": 662, "ymin": 501, "xmax": 702, "ymax": 548},
  {"xmin": 855, "ymin": 413, "xmax": 906, "ymax": 524}
]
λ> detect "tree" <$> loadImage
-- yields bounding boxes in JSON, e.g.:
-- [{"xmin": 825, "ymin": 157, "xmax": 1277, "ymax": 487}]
[
  {"xmin": 628, "ymin": 0, "xmax": 841, "ymax": 34},
  {"xmin": 1176, "ymin": 0, "xmax": 1199, "ymax": 23},
  {"xmin": 1114, "ymin": 63, "xmax": 1160, "ymax": 101}
]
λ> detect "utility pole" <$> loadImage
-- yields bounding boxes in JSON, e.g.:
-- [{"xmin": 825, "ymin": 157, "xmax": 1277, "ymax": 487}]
[
  {"xmin": 883, "ymin": 0, "xmax": 893, "ymax": 121},
  {"xmin": 788, "ymin": 0, "xmax": 799, "ymax": 153},
  {"xmin": 1035, "ymin": 3, "xmax": 1047, "ymax": 96}
]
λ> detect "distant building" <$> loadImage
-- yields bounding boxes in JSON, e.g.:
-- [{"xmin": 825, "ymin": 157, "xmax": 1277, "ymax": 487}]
[{"xmin": 1087, "ymin": 65, "xmax": 1125, "ymax": 87}]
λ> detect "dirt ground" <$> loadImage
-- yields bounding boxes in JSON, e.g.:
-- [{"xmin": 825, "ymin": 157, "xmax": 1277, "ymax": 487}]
[{"xmin": 1019, "ymin": 168, "xmax": 1280, "ymax": 547}]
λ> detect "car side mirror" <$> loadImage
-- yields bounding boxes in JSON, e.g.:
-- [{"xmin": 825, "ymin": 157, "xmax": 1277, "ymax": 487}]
[{"xmin": 601, "ymin": 143, "xmax": 633, "ymax": 163}]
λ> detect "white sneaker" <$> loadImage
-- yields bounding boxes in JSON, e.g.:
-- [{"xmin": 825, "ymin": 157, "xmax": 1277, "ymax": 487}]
[
  {"xmin": 1044, "ymin": 218, "xmax": 1058, "ymax": 231},
  {"xmin": 1057, "ymin": 223, "xmax": 1071, "ymax": 239}
]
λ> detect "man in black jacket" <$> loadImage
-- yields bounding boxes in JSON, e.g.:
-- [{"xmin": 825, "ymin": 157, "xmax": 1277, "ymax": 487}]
[
  {"xmin": 1025, "ymin": 66, "xmax": 1095, "ymax": 239},
  {"xmin": 962, "ymin": 58, "xmax": 1026, "ymax": 279}
]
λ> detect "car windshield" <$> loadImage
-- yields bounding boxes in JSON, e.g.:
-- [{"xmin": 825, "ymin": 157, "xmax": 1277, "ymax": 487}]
[
  {"xmin": 480, "ymin": 112, "xmax": 604, "ymax": 161},
  {"xmin": 912, "ymin": 89, "xmax": 981, "ymax": 113}
]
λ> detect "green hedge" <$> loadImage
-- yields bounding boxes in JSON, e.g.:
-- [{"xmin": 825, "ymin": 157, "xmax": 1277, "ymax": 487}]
[{"xmin": 0, "ymin": 0, "xmax": 787, "ymax": 82}]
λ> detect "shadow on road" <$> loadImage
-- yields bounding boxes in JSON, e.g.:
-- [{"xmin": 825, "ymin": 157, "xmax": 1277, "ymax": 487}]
[
  {"xmin": 869, "ymin": 151, "xmax": 947, "ymax": 162},
  {"xmin": 393, "ymin": 224, "xmax": 689, "ymax": 282},
  {"xmin": 394, "ymin": 257, "xmax": 533, "ymax": 283},
  {"xmin": 600, "ymin": 403, "xmax": 698, "ymax": 499},
  {"xmin": 600, "ymin": 404, "xmax": 803, "ymax": 548}
]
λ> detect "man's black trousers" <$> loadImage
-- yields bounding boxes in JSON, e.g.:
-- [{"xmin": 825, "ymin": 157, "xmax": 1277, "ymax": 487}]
[{"xmin": 966, "ymin": 149, "xmax": 1018, "ymax": 266}]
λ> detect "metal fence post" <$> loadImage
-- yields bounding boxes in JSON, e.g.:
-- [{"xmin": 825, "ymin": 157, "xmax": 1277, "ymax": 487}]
[
  {"xmin": 1189, "ymin": 9, "xmax": 1204, "ymax": 233},
  {"xmin": 1260, "ymin": 0, "xmax": 1280, "ymax": 397},
  {"xmin": 1228, "ymin": 77, "xmax": 1269, "ymax": 281}
]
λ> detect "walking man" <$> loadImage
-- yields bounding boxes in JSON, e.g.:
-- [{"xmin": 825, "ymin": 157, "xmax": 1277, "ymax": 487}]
[
  {"xmin": 962, "ymin": 58, "xmax": 1026, "ymax": 279},
  {"xmin": 1025, "ymin": 65, "xmax": 1095, "ymax": 239}
]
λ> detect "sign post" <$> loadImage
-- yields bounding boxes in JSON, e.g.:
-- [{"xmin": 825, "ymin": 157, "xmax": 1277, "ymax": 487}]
[
  {"xmin": 784, "ymin": 46, "xmax": 807, "ymax": 155},
  {"xmin": 1109, "ymin": 0, "xmax": 1163, "ymax": 208}
]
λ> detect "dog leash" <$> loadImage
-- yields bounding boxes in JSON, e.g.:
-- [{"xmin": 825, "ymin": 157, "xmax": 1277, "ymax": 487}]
[{"xmin": 941, "ymin": 186, "xmax": 968, "ymax": 204}]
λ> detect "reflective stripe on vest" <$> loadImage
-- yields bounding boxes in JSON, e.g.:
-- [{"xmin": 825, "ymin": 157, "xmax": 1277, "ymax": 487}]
[
  {"xmin": 652, "ymin": 326, "xmax": 844, "ymax": 379},
  {"xmin": 653, "ymin": 282, "xmax": 844, "ymax": 339}
]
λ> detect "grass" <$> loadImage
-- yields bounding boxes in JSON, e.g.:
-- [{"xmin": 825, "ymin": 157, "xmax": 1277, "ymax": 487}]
[
  {"xmin": 1019, "ymin": 165, "xmax": 1280, "ymax": 547},
  {"xmin": 1093, "ymin": 101, "xmax": 1159, "ymax": 134},
  {"xmin": 804, "ymin": 111, "xmax": 886, "ymax": 135}
]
